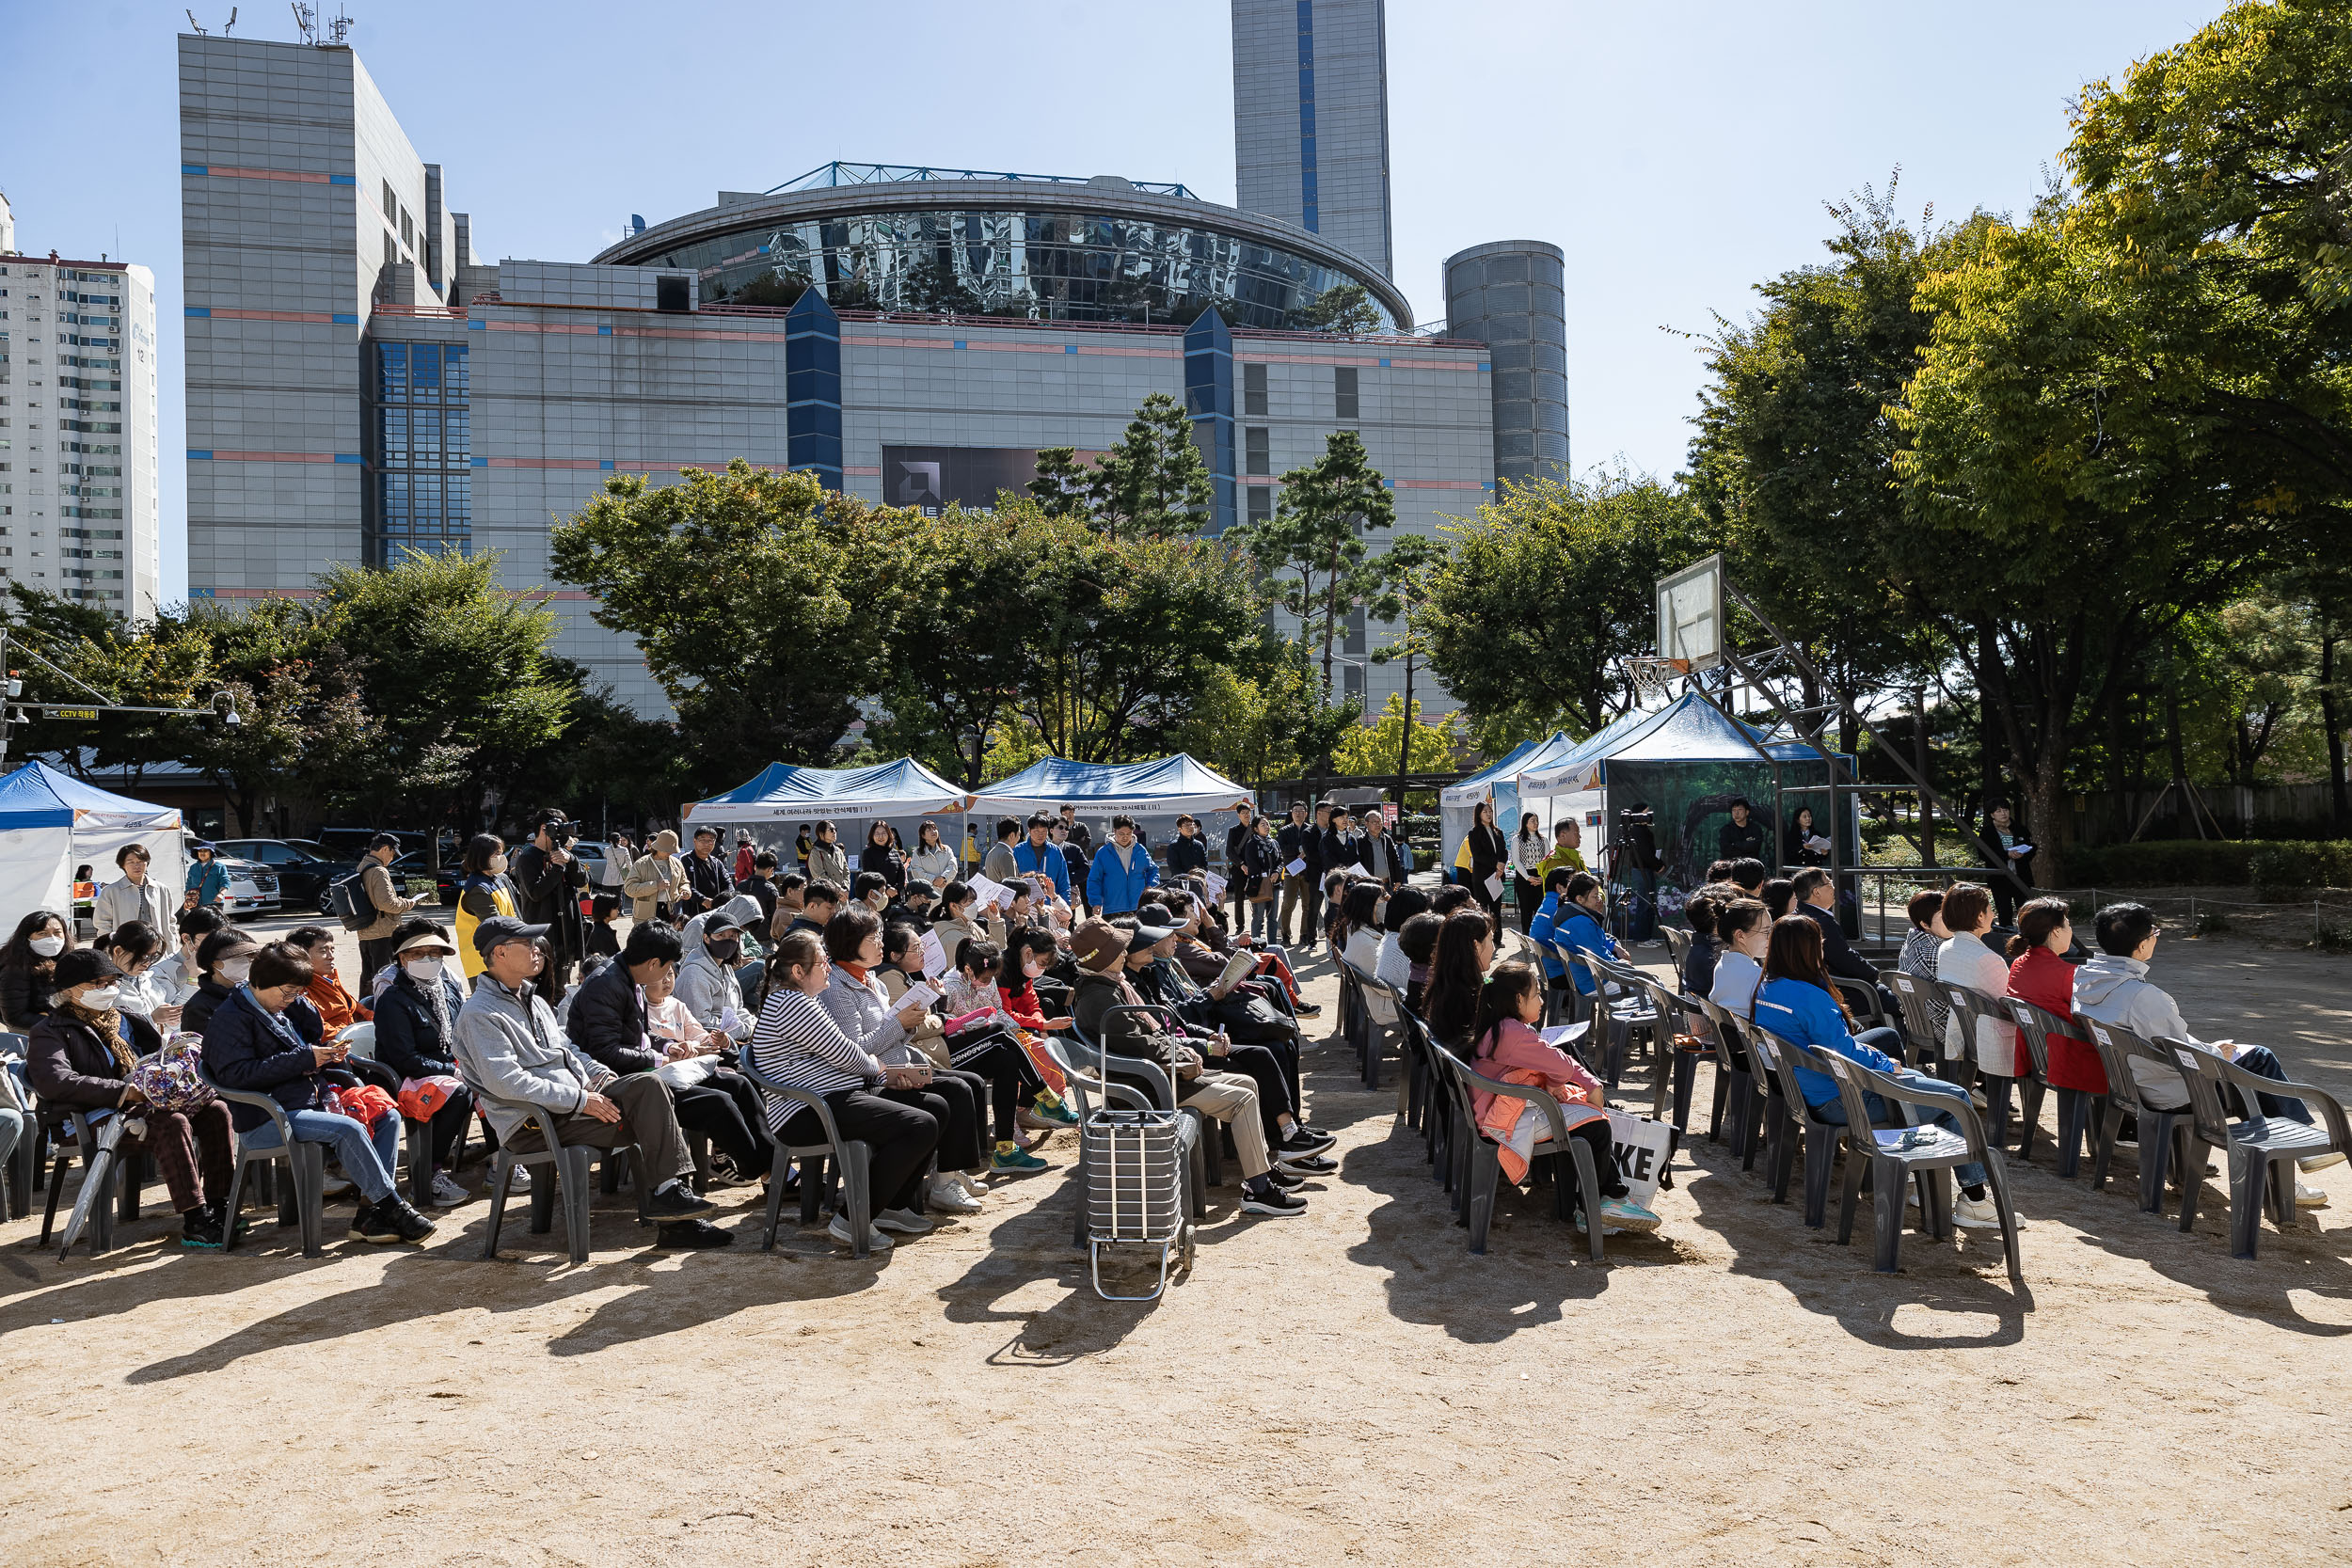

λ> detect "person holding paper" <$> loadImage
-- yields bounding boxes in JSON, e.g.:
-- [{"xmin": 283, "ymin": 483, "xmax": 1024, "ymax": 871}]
[
  {"xmin": 1276, "ymin": 801, "xmax": 1319, "ymax": 948},
  {"xmin": 1454, "ymin": 800, "xmax": 1508, "ymax": 927},
  {"xmin": 930, "ymin": 880, "xmax": 1004, "ymax": 969},
  {"xmin": 1010, "ymin": 814, "xmax": 1073, "ymax": 903},
  {"xmin": 1979, "ymin": 800, "xmax": 2036, "ymax": 924},
  {"xmin": 1784, "ymin": 805, "xmax": 1830, "ymax": 870},
  {"xmin": 1086, "ymin": 814, "xmax": 1162, "ymax": 916}
]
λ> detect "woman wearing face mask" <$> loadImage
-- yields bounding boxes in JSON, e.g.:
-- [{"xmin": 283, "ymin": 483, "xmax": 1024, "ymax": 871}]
[
  {"xmin": 26, "ymin": 947, "xmax": 239, "ymax": 1247},
  {"xmin": 181, "ymin": 928, "xmax": 262, "ymax": 1037},
  {"xmin": 200, "ymin": 940, "xmax": 437, "ymax": 1244},
  {"xmin": 1, "ymin": 910, "xmax": 76, "ymax": 1032},
  {"xmin": 454, "ymin": 833, "xmax": 520, "ymax": 982},
  {"xmin": 369, "ymin": 928, "xmax": 475, "ymax": 1207}
]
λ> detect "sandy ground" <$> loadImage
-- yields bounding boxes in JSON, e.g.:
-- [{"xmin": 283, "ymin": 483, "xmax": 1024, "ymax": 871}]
[{"xmin": 4, "ymin": 918, "xmax": 2351, "ymax": 1565}]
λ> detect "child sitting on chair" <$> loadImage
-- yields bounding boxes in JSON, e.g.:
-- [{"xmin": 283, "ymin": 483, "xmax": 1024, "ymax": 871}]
[{"xmin": 1467, "ymin": 960, "xmax": 1658, "ymax": 1234}]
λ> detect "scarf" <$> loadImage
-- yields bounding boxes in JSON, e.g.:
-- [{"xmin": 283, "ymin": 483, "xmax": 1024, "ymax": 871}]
[{"xmin": 68, "ymin": 998, "xmax": 135, "ymax": 1073}]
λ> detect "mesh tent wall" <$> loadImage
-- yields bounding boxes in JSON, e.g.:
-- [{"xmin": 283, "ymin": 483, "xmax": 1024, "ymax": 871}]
[
  {"xmin": 1437, "ymin": 732, "xmax": 1577, "ymax": 874},
  {"xmin": 681, "ymin": 757, "xmax": 972, "ymax": 866},
  {"xmin": 968, "ymin": 754, "xmax": 1255, "ymax": 873},
  {"xmin": 0, "ymin": 760, "xmax": 186, "ymax": 924}
]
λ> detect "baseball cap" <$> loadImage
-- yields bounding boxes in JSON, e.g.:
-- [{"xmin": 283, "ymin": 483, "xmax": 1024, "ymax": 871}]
[
  {"xmin": 1124, "ymin": 923, "xmax": 1175, "ymax": 954},
  {"xmin": 1072, "ymin": 918, "xmax": 1127, "ymax": 971},
  {"xmin": 471, "ymin": 914, "xmax": 548, "ymax": 958}
]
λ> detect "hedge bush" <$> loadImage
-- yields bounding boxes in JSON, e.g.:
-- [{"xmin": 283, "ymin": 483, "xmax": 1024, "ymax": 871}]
[
  {"xmin": 2246, "ymin": 841, "xmax": 2352, "ymax": 895},
  {"xmin": 2063, "ymin": 839, "xmax": 2264, "ymax": 887}
]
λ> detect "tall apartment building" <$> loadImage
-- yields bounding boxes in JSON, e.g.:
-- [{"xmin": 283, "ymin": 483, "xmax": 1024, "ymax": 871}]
[
  {"xmin": 178, "ymin": 34, "xmax": 471, "ymax": 597},
  {"xmin": 1232, "ymin": 0, "xmax": 1394, "ymax": 279},
  {"xmin": 0, "ymin": 189, "xmax": 164, "ymax": 617}
]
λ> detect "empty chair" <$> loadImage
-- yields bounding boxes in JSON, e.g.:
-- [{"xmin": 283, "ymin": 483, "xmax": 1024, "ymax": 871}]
[{"xmin": 2166, "ymin": 1037, "xmax": 2350, "ymax": 1260}]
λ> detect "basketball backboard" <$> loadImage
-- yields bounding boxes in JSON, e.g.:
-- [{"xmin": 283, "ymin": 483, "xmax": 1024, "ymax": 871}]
[{"xmin": 1656, "ymin": 554, "xmax": 1724, "ymax": 670}]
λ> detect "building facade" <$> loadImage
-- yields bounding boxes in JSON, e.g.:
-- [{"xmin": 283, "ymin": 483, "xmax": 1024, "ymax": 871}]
[
  {"xmin": 0, "ymin": 190, "xmax": 163, "ymax": 617},
  {"xmin": 1232, "ymin": 0, "xmax": 1394, "ymax": 279}
]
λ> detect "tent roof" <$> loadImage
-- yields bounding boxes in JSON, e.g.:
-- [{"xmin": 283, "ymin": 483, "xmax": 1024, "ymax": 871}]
[
  {"xmin": 0, "ymin": 759, "xmax": 183, "ymax": 830},
  {"xmin": 1518, "ymin": 693, "xmax": 1829, "ymax": 793},
  {"xmin": 683, "ymin": 756, "xmax": 969, "ymax": 821},
  {"xmin": 970, "ymin": 753, "xmax": 1250, "ymax": 814},
  {"xmin": 1438, "ymin": 732, "xmax": 1578, "ymax": 808}
]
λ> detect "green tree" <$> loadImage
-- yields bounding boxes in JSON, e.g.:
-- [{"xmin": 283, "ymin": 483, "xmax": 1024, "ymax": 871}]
[
  {"xmin": 1363, "ymin": 531, "xmax": 1448, "ymax": 789},
  {"xmin": 314, "ymin": 546, "xmax": 574, "ymax": 829},
  {"xmin": 550, "ymin": 462, "xmax": 903, "ymax": 793},
  {"xmin": 725, "ymin": 269, "xmax": 810, "ymax": 308},
  {"xmin": 1027, "ymin": 392, "xmax": 1215, "ymax": 538},
  {"xmin": 1422, "ymin": 470, "xmax": 1712, "ymax": 736},
  {"xmin": 1304, "ymin": 282, "xmax": 1382, "ymax": 336},
  {"xmin": 1234, "ymin": 430, "xmax": 1396, "ymax": 700},
  {"xmin": 165, "ymin": 601, "xmax": 378, "ymax": 836},
  {"xmin": 1171, "ymin": 653, "xmax": 1358, "ymax": 788},
  {"xmin": 1331, "ymin": 693, "xmax": 1458, "ymax": 776}
]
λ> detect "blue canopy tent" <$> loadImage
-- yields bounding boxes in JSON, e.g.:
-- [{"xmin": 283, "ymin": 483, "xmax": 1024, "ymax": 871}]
[
  {"xmin": 1437, "ymin": 732, "xmax": 1578, "ymax": 874},
  {"xmin": 0, "ymin": 760, "xmax": 185, "ymax": 923},
  {"xmin": 1515, "ymin": 691, "xmax": 1852, "ymax": 899},
  {"xmin": 682, "ymin": 757, "xmax": 972, "ymax": 865}
]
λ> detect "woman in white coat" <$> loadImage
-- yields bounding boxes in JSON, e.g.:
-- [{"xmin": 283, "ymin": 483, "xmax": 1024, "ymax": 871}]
[{"xmin": 1934, "ymin": 881, "xmax": 2020, "ymax": 1075}]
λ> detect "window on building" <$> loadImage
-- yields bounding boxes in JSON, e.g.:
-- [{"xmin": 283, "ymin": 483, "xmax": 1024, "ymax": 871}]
[
  {"xmin": 369, "ymin": 341, "xmax": 470, "ymax": 563},
  {"xmin": 1245, "ymin": 426, "xmax": 1270, "ymax": 477},
  {"xmin": 383, "ymin": 233, "xmax": 396, "ymax": 270},
  {"xmin": 1343, "ymin": 662, "xmax": 1364, "ymax": 701},
  {"xmin": 383, "ymin": 181, "xmax": 398, "ymax": 225},
  {"xmin": 401, "ymin": 209, "xmax": 414, "ymax": 252},
  {"xmin": 1244, "ymin": 361, "xmax": 1267, "ymax": 417},
  {"xmin": 1335, "ymin": 366, "xmax": 1359, "ymax": 421},
  {"xmin": 1246, "ymin": 484, "xmax": 1273, "ymax": 526},
  {"xmin": 1343, "ymin": 605, "xmax": 1367, "ymax": 656}
]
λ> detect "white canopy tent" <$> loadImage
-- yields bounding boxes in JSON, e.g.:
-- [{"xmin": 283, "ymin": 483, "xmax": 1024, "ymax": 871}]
[
  {"xmin": 0, "ymin": 760, "xmax": 185, "ymax": 924},
  {"xmin": 969, "ymin": 754, "xmax": 1255, "ymax": 872}
]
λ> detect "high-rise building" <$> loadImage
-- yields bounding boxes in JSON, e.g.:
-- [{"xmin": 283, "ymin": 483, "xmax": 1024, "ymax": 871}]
[
  {"xmin": 1232, "ymin": 0, "xmax": 1394, "ymax": 279},
  {"xmin": 178, "ymin": 34, "xmax": 473, "ymax": 600},
  {"xmin": 0, "ymin": 188, "xmax": 164, "ymax": 617}
]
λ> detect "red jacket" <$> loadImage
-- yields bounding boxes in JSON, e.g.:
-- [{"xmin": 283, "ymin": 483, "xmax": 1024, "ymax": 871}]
[{"xmin": 2007, "ymin": 944, "xmax": 2106, "ymax": 1093}]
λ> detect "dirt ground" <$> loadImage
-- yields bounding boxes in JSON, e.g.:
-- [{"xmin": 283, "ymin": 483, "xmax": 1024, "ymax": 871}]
[{"xmin": 4, "ymin": 917, "xmax": 2350, "ymax": 1565}]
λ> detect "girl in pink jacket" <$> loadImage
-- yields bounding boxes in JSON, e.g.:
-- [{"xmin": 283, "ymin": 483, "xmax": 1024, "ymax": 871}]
[{"xmin": 1468, "ymin": 961, "xmax": 1659, "ymax": 1233}]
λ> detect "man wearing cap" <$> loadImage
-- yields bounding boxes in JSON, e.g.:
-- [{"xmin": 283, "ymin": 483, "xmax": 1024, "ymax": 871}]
[
  {"xmin": 453, "ymin": 915, "xmax": 727, "ymax": 1248},
  {"xmin": 677, "ymin": 894, "xmax": 762, "ymax": 1034},
  {"xmin": 1068, "ymin": 917, "xmax": 1307, "ymax": 1218},
  {"xmin": 354, "ymin": 832, "xmax": 421, "ymax": 988}
]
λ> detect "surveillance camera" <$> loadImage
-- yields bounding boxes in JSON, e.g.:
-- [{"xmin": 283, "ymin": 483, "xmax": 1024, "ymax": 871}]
[{"xmin": 223, "ymin": 709, "xmax": 242, "ymax": 729}]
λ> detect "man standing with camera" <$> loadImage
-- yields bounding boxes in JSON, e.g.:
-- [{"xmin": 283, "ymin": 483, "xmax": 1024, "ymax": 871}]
[{"xmin": 511, "ymin": 811, "xmax": 591, "ymax": 987}]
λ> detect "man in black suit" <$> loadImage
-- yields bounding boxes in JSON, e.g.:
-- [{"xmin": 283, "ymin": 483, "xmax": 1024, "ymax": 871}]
[{"xmin": 1793, "ymin": 866, "xmax": 1898, "ymax": 1018}]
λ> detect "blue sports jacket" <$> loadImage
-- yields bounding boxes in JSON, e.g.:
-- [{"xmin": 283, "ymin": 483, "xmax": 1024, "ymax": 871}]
[{"xmin": 1751, "ymin": 975, "xmax": 1900, "ymax": 1107}]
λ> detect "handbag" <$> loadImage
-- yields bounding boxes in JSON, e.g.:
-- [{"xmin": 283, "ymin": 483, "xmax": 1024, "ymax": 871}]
[
  {"xmin": 1211, "ymin": 990, "xmax": 1292, "ymax": 1042},
  {"xmin": 127, "ymin": 1034, "xmax": 213, "ymax": 1114}
]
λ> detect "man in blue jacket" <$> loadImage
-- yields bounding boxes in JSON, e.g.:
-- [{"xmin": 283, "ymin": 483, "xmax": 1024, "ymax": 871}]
[
  {"xmin": 1087, "ymin": 814, "xmax": 1160, "ymax": 915},
  {"xmin": 1011, "ymin": 813, "xmax": 1072, "ymax": 902}
]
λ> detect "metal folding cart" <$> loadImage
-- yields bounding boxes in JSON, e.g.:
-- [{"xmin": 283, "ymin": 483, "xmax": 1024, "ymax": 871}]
[{"xmin": 1083, "ymin": 1104, "xmax": 1195, "ymax": 1302}]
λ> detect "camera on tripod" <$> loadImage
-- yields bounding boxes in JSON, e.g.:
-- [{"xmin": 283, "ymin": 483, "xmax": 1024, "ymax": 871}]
[{"xmin": 1614, "ymin": 806, "xmax": 1655, "ymax": 828}]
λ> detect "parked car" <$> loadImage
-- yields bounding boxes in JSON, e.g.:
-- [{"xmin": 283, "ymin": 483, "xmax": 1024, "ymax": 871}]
[
  {"xmin": 386, "ymin": 850, "xmax": 463, "ymax": 909},
  {"xmin": 181, "ymin": 834, "xmax": 280, "ymax": 917},
  {"xmin": 215, "ymin": 837, "xmax": 342, "ymax": 913}
]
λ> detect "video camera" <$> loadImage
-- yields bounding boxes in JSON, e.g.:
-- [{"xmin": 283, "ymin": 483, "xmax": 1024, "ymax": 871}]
[
  {"xmin": 1614, "ymin": 806, "xmax": 1655, "ymax": 826},
  {"xmin": 538, "ymin": 816, "xmax": 584, "ymax": 847}
]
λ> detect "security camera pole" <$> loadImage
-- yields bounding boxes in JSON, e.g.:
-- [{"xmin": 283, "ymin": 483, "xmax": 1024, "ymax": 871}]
[{"xmin": 0, "ymin": 626, "xmax": 242, "ymax": 769}]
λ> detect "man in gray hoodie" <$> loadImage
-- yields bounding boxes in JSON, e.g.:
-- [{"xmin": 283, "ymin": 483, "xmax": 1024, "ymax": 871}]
[{"xmin": 2073, "ymin": 902, "xmax": 2338, "ymax": 1204}]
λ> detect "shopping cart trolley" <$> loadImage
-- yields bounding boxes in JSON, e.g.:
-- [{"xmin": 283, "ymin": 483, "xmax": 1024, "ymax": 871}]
[{"xmin": 1084, "ymin": 1105, "xmax": 1196, "ymax": 1302}]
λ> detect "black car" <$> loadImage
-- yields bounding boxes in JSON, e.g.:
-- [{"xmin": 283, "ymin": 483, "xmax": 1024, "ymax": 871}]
[
  {"xmin": 387, "ymin": 851, "xmax": 463, "ymax": 908},
  {"xmin": 215, "ymin": 837, "xmax": 342, "ymax": 913}
]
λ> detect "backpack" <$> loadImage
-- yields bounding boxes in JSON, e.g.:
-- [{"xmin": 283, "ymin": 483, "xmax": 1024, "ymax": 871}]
[{"xmin": 327, "ymin": 868, "xmax": 374, "ymax": 931}]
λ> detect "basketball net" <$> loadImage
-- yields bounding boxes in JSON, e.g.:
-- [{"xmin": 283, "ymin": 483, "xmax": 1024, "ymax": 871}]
[{"xmin": 1628, "ymin": 656, "xmax": 1691, "ymax": 705}]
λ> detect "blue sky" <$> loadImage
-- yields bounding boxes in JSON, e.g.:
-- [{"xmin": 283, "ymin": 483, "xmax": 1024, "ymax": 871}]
[{"xmin": 2, "ymin": 0, "xmax": 2222, "ymax": 602}]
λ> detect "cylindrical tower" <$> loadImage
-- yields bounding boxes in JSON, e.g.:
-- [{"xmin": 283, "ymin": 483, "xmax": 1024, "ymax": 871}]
[{"xmin": 1442, "ymin": 240, "xmax": 1568, "ymax": 488}]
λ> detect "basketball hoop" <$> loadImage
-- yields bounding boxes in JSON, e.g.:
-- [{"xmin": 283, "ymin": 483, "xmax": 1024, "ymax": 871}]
[{"xmin": 1629, "ymin": 656, "xmax": 1691, "ymax": 705}]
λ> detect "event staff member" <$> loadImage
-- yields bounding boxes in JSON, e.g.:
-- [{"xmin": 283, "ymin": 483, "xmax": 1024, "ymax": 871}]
[{"xmin": 1717, "ymin": 798, "xmax": 1767, "ymax": 863}]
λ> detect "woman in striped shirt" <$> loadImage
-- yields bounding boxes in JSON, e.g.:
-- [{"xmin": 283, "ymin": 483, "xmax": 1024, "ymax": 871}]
[{"xmin": 748, "ymin": 930, "xmax": 943, "ymax": 1252}]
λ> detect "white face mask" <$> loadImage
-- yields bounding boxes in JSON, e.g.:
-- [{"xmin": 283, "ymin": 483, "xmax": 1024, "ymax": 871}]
[
  {"xmin": 30, "ymin": 935, "xmax": 65, "ymax": 958},
  {"xmin": 76, "ymin": 985, "xmax": 121, "ymax": 1010},
  {"xmin": 488, "ymin": 854, "xmax": 509, "ymax": 876},
  {"xmin": 404, "ymin": 957, "xmax": 444, "ymax": 983},
  {"xmin": 218, "ymin": 956, "xmax": 253, "ymax": 985}
]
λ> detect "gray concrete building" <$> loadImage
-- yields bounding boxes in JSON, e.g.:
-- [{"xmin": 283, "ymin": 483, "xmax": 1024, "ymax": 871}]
[
  {"xmin": 1232, "ymin": 0, "xmax": 1394, "ymax": 280},
  {"xmin": 178, "ymin": 5, "xmax": 1560, "ymax": 726},
  {"xmin": 1443, "ymin": 240, "xmax": 1570, "ymax": 487},
  {"xmin": 0, "ymin": 189, "xmax": 163, "ymax": 617}
]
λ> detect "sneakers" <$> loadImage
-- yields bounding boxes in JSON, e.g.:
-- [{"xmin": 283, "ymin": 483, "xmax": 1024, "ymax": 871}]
[
  {"xmin": 428, "ymin": 1169, "xmax": 469, "ymax": 1208},
  {"xmin": 2296, "ymin": 1181, "xmax": 2330, "ymax": 1209},
  {"xmin": 1240, "ymin": 1182, "xmax": 1310, "ymax": 1217},
  {"xmin": 1293, "ymin": 1001, "xmax": 1323, "ymax": 1017},
  {"xmin": 180, "ymin": 1207, "xmax": 225, "ymax": 1249},
  {"xmin": 2300, "ymin": 1150, "xmax": 2347, "ymax": 1173},
  {"xmin": 926, "ymin": 1175, "xmax": 984, "ymax": 1213},
  {"xmin": 320, "ymin": 1174, "xmax": 355, "ymax": 1198},
  {"xmin": 952, "ymin": 1169, "xmax": 992, "ymax": 1198},
  {"xmin": 349, "ymin": 1196, "xmax": 437, "ymax": 1244},
  {"xmin": 1265, "ymin": 1167, "xmax": 1308, "ymax": 1191},
  {"xmin": 827, "ymin": 1212, "xmax": 892, "ymax": 1251},
  {"xmin": 991, "ymin": 1146, "xmax": 1050, "ymax": 1175},
  {"xmin": 707, "ymin": 1151, "xmax": 745, "ymax": 1185},
  {"xmin": 646, "ymin": 1180, "xmax": 719, "ymax": 1221},
  {"xmin": 1021, "ymin": 1099, "xmax": 1079, "ymax": 1129},
  {"xmin": 1277, "ymin": 1152, "xmax": 1339, "ymax": 1176},
  {"xmin": 654, "ymin": 1218, "xmax": 735, "ymax": 1249},
  {"xmin": 874, "ymin": 1206, "xmax": 935, "ymax": 1236},
  {"xmin": 1952, "ymin": 1195, "xmax": 2003, "ymax": 1229},
  {"xmin": 1277, "ymin": 1124, "xmax": 1338, "ymax": 1158},
  {"xmin": 502, "ymin": 1164, "xmax": 532, "ymax": 1194},
  {"xmin": 1597, "ymin": 1196, "xmax": 1661, "ymax": 1233}
]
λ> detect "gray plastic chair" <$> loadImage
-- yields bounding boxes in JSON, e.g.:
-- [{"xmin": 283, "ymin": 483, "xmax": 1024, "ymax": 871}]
[
  {"xmin": 2078, "ymin": 1017, "xmax": 2193, "ymax": 1215},
  {"xmin": 1942, "ymin": 984, "xmax": 2028, "ymax": 1149},
  {"xmin": 0, "ymin": 1031, "xmax": 38, "ymax": 1219},
  {"xmin": 337, "ymin": 1021, "xmax": 444, "ymax": 1210},
  {"xmin": 1661, "ymin": 926, "xmax": 1691, "ymax": 974},
  {"xmin": 1692, "ymin": 995, "xmax": 1766, "ymax": 1169},
  {"xmin": 1631, "ymin": 973, "xmax": 1707, "ymax": 1190},
  {"xmin": 736, "ymin": 1055, "xmax": 876, "ymax": 1259},
  {"xmin": 1430, "ymin": 1039, "xmax": 1604, "ymax": 1262},
  {"xmin": 476, "ymin": 1101, "xmax": 651, "ymax": 1264},
  {"xmin": 1814, "ymin": 1046, "xmax": 2024, "ymax": 1282},
  {"xmin": 1884, "ymin": 970, "xmax": 1945, "ymax": 1070},
  {"xmin": 2003, "ymin": 997, "xmax": 2094, "ymax": 1173},
  {"xmin": 40, "ymin": 1109, "xmax": 134, "ymax": 1259},
  {"xmin": 2163, "ymin": 1037, "xmax": 2351, "ymax": 1260},
  {"xmin": 1746, "ymin": 1022, "xmax": 1843, "ymax": 1221},
  {"xmin": 197, "ymin": 1060, "xmax": 326, "ymax": 1258},
  {"xmin": 1067, "ymin": 1006, "xmax": 1221, "ymax": 1190}
]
